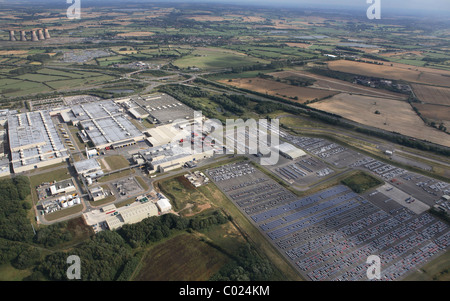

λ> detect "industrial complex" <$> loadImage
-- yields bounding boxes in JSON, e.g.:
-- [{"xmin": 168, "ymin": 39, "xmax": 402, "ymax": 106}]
[{"xmin": 1, "ymin": 89, "xmax": 449, "ymax": 283}]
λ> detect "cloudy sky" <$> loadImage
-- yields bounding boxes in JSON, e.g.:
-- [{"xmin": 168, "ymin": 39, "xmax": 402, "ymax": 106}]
[
  {"xmin": 8, "ymin": 0, "xmax": 450, "ymax": 15},
  {"xmin": 204, "ymin": 0, "xmax": 450, "ymax": 13}
]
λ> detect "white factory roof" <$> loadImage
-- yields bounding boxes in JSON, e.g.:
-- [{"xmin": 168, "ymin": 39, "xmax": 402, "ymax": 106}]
[
  {"xmin": 7, "ymin": 110, "xmax": 69, "ymax": 172},
  {"xmin": 275, "ymin": 142, "xmax": 306, "ymax": 159},
  {"xmin": 156, "ymin": 198, "xmax": 172, "ymax": 212},
  {"xmin": 67, "ymin": 100, "xmax": 143, "ymax": 147},
  {"xmin": 104, "ymin": 202, "xmax": 159, "ymax": 230},
  {"xmin": 145, "ymin": 124, "xmax": 189, "ymax": 147},
  {"xmin": 121, "ymin": 202, "xmax": 158, "ymax": 224},
  {"xmin": 73, "ymin": 158, "xmax": 101, "ymax": 174}
]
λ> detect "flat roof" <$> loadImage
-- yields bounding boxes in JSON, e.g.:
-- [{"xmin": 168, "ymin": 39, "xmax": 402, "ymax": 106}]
[
  {"xmin": 145, "ymin": 124, "xmax": 190, "ymax": 147},
  {"xmin": 67, "ymin": 100, "xmax": 143, "ymax": 148},
  {"xmin": 102, "ymin": 204, "xmax": 117, "ymax": 212},
  {"xmin": 276, "ymin": 142, "xmax": 306, "ymax": 158},
  {"xmin": 133, "ymin": 93, "xmax": 196, "ymax": 124},
  {"xmin": 73, "ymin": 158, "xmax": 101, "ymax": 174},
  {"xmin": 8, "ymin": 110, "xmax": 69, "ymax": 171},
  {"xmin": 157, "ymin": 198, "xmax": 172, "ymax": 211},
  {"xmin": 140, "ymin": 143, "xmax": 192, "ymax": 163}
]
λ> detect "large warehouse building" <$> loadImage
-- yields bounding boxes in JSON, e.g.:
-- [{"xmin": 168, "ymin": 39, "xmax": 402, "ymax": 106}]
[
  {"xmin": 62, "ymin": 100, "xmax": 144, "ymax": 149},
  {"xmin": 122, "ymin": 93, "xmax": 197, "ymax": 125},
  {"xmin": 139, "ymin": 143, "xmax": 214, "ymax": 173},
  {"xmin": 104, "ymin": 202, "xmax": 159, "ymax": 230},
  {"xmin": 275, "ymin": 142, "xmax": 307, "ymax": 160},
  {"xmin": 7, "ymin": 111, "xmax": 69, "ymax": 173},
  {"xmin": 144, "ymin": 123, "xmax": 191, "ymax": 147}
]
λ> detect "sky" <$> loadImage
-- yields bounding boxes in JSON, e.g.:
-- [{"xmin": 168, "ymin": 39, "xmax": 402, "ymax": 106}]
[
  {"xmin": 3, "ymin": 0, "xmax": 450, "ymax": 15},
  {"xmin": 198, "ymin": 0, "xmax": 450, "ymax": 14}
]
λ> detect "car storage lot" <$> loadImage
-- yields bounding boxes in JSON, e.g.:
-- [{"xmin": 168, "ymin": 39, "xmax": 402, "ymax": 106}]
[
  {"xmin": 266, "ymin": 155, "xmax": 336, "ymax": 186},
  {"xmin": 207, "ymin": 162, "xmax": 450, "ymax": 281},
  {"xmin": 282, "ymin": 131, "xmax": 449, "ymax": 209}
]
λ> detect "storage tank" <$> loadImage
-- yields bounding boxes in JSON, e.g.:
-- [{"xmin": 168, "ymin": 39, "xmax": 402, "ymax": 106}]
[
  {"xmin": 73, "ymin": 198, "xmax": 80, "ymax": 204},
  {"xmin": 61, "ymin": 201, "xmax": 68, "ymax": 208},
  {"xmin": 67, "ymin": 199, "xmax": 74, "ymax": 207}
]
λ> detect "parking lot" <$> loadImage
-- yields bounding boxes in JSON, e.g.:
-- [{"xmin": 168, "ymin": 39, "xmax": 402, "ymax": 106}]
[
  {"xmin": 283, "ymin": 135, "xmax": 366, "ymax": 169},
  {"xmin": 207, "ymin": 162, "xmax": 450, "ymax": 281},
  {"xmin": 265, "ymin": 155, "xmax": 336, "ymax": 186},
  {"xmin": 350, "ymin": 156, "xmax": 450, "ymax": 208}
]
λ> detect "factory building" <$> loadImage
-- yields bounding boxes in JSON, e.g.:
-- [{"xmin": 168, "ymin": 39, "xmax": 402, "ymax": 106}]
[
  {"xmin": 104, "ymin": 202, "xmax": 159, "ymax": 230},
  {"xmin": 61, "ymin": 100, "xmax": 144, "ymax": 149},
  {"xmin": 274, "ymin": 142, "xmax": 307, "ymax": 160},
  {"xmin": 73, "ymin": 158, "xmax": 102, "ymax": 177},
  {"xmin": 90, "ymin": 186, "xmax": 106, "ymax": 202},
  {"xmin": 124, "ymin": 93, "xmax": 198, "ymax": 125},
  {"xmin": 139, "ymin": 143, "xmax": 214, "ymax": 173},
  {"xmin": 0, "ymin": 158, "xmax": 10, "ymax": 178},
  {"xmin": 49, "ymin": 178, "xmax": 76, "ymax": 196},
  {"xmin": 128, "ymin": 107, "xmax": 149, "ymax": 120},
  {"xmin": 156, "ymin": 197, "xmax": 172, "ymax": 213},
  {"xmin": 7, "ymin": 111, "xmax": 69, "ymax": 173},
  {"xmin": 144, "ymin": 123, "xmax": 190, "ymax": 147}
]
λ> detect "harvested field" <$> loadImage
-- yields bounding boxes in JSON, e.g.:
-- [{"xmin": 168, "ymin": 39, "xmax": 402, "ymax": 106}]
[
  {"xmin": 239, "ymin": 16, "xmax": 266, "ymax": 22},
  {"xmin": 0, "ymin": 50, "xmax": 28, "ymax": 55},
  {"xmin": 187, "ymin": 15, "xmax": 230, "ymax": 22},
  {"xmin": 271, "ymin": 70, "xmax": 408, "ymax": 100},
  {"xmin": 412, "ymin": 84, "xmax": 450, "ymax": 106},
  {"xmin": 380, "ymin": 51, "xmax": 425, "ymax": 58},
  {"xmin": 310, "ymin": 93, "xmax": 450, "ymax": 147},
  {"xmin": 413, "ymin": 103, "xmax": 450, "ymax": 122},
  {"xmin": 220, "ymin": 77, "xmax": 338, "ymax": 103},
  {"xmin": 328, "ymin": 60, "xmax": 450, "ymax": 88},
  {"xmin": 116, "ymin": 31, "xmax": 154, "ymax": 37}
]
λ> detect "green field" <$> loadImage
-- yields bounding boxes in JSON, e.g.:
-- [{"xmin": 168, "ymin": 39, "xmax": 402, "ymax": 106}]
[
  {"xmin": 29, "ymin": 168, "xmax": 72, "ymax": 189},
  {"xmin": 0, "ymin": 264, "xmax": 32, "ymax": 281},
  {"xmin": 43, "ymin": 204, "xmax": 83, "ymax": 222},
  {"xmin": 103, "ymin": 155, "xmax": 130, "ymax": 171},
  {"xmin": 341, "ymin": 171, "xmax": 384, "ymax": 193},
  {"xmin": 405, "ymin": 250, "xmax": 450, "ymax": 281},
  {"xmin": 134, "ymin": 233, "xmax": 230, "ymax": 281},
  {"xmin": 157, "ymin": 175, "xmax": 215, "ymax": 214},
  {"xmin": 173, "ymin": 48, "xmax": 267, "ymax": 70}
]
